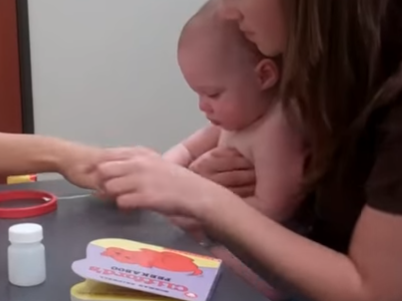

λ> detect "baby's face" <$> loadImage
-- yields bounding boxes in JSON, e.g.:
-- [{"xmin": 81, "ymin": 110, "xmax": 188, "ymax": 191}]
[{"xmin": 178, "ymin": 47, "xmax": 271, "ymax": 131}]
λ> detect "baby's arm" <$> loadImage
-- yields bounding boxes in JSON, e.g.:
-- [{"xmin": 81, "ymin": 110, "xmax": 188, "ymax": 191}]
[
  {"xmin": 163, "ymin": 124, "xmax": 220, "ymax": 167},
  {"xmin": 245, "ymin": 107, "xmax": 306, "ymax": 223}
]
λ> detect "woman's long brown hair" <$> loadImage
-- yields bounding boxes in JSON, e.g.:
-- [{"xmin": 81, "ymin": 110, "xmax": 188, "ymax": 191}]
[{"xmin": 279, "ymin": 0, "xmax": 402, "ymax": 189}]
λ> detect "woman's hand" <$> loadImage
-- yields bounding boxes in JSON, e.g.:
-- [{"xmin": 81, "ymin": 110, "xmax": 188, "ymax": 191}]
[
  {"xmin": 57, "ymin": 142, "xmax": 104, "ymax": 190},
  {"xmin": 95, "ymin": 147, "xmax": 221, "ymax": 217},
  {"xmin": 189, "ymin": 147, "xmax": 256, "ymax": 197}
]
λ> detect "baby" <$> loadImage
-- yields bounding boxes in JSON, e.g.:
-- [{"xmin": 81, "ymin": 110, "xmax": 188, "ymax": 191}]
[
  {"xmin": 166, "ymin": 2, "xmax": 306, "ymax": 225},
  {"xmin": 163, "ymin": 2, "xmax": 306, "ymax": 299}
]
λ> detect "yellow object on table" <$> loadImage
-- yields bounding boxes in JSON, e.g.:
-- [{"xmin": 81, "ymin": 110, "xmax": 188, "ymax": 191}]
[
  {"xmin": 70, "ymin": 280, "xmax": 174, "ymax": 301},
  {"xmin": 7, "ymin": 174, "xmax": 37, "ymax": 185}
]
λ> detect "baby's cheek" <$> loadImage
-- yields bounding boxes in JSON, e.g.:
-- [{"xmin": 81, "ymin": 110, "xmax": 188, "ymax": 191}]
[
  {"xmin": 221, "ymin": 102, "xmax": 241, "ymax": 118},
  {"xmin": 229, "ymin": 107, "xmax": 250, "ymax": 125}
]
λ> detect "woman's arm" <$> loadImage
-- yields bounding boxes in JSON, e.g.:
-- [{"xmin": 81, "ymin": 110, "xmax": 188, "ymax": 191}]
[
  {"xmin": 0, "ymin": 133, "xmax": 75, "ymax": 175},
  {"xmin": 200, "ymin": 99, "xmax": 402, "ymax": 301},
  {"xmin": 94, "ymin": 148, "xmax": 367, "ymax": 301},
  {"xmin": 0, "ymin": 133, "xmax": 102, "ymax": 189},
  {"xmin": 97, "ymin": 148, "xmax": 390, "ymax": 301},
  {"xmin": 201, "ymin": 189, "xmax": 402, "ymax": 301}
]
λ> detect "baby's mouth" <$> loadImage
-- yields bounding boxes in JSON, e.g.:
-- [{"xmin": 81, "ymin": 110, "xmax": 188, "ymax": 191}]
[
  {"xmin": 244, "ymin": 32, "xmax": 255, "ymax": 42},
  {"xmin": 208, "ymin": 119, "xmax": 221, "ymax": 126}
]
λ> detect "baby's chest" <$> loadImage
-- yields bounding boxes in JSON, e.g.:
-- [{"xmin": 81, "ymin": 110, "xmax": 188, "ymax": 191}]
[{"xmin": 218, "ymin": 130, "xmax": 255, "ymax": 162}]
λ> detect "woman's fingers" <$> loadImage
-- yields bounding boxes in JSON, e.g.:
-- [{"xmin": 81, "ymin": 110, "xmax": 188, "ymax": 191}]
[
  {"xmin": 98, "ymin": 147, "xmax": 136, "ymax": 162},
  {"xmin": 102, "ymin": 175, "xmax": 134, "ymax": 197},
  {"xmin": 230, "ymin": 184, "xmax": 256, "ymax": 198},
  {"xmin": 190, "ymin": 150, "xmax": 253, "ymax": 176},
  {"xmin": 217, "ymin": 155, "xmax": 254, "ymax": 171},
  {"xmin": 97, "ymin": 147, "xmax": 158, "ymax": 188},
  {"xmin": 115, "ymin": 192, "xmax": 144, "ymax": 210},
  {"xmin": 97, "ymin": 160, "xmax": 131, "ymax": 179},
  {"xmin": 210, "ymin": 147, "xmax": 254, "ymax": 170},
  {"xmin": 98, "ymin": 147, "xmax": 158, "ymax": 166},
  {"xmin": 94, "ymin": 146, "xmax": 220, "ymax": 218},
  {"xmin": 188, "ymin": 147, "xmax": 256, "ymax": 195},
  {"xmin": 209, "ymin": 147, "xmax": 242, "ymax": 158},
  {"xmin": 211, "ymin": 169, "xmax": 256, "ymax": 187},
  {"xmin": 97, "ymin": 158, "xmax": 144, "ymax": 196}
]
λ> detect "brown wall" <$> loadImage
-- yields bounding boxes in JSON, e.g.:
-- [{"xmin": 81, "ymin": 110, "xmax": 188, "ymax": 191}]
[
  {"xmin": 0, "ymin": 0, "xmax": 24, "ymax": 183},
  {"xmin": 0, "ymin": 0, "xmax": 23, "ymax": 134}
]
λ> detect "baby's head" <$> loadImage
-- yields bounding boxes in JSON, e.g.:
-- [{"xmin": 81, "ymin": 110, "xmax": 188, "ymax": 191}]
[{"xmin": 178, "ymin": 1, "xmax": 279, "ymax": 131}]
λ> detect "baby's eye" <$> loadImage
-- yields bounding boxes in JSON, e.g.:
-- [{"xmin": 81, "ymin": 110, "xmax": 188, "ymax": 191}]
[{"xmin": 208, "ymin": 92, "xmax": 221, "ymax": 99}]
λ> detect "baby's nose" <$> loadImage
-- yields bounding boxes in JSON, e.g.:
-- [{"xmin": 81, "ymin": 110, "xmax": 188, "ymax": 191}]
[
  {"xmin": 199, "ymin": 99, "xmax": 213, "ymax": 115},
  {"xmin": 217, "ymin": 0, "xmax": 242, "ymax": 21}
]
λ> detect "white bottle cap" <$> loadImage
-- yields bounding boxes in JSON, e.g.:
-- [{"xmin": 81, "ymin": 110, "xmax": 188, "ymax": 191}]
[{"xmin": 9, "ymin": 223, "xmax": 43, "ymax": 244}]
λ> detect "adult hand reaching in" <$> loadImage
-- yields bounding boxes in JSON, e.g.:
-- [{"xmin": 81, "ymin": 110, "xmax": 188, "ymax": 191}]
[
  {"xmin": 95, "ymin": 147, "xmax": 224, "ymax": 217},
  {"xmin": 0, "ymin": 133, "xmax": 104, "ymax": 191},
  {"xmin": 57, "ymin": 141, "xmax": 104, "ymax": 190},
  {"xmin": 189, "ymin": 147, "xmax": 256, "ymax": 197}
]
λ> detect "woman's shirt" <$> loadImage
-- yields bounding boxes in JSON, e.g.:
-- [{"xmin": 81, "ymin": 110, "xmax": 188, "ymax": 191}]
[
  {"xmin": 306, "ymin": 0, "xmax": 402, "ymax": 253},
  {"xmin": 309, "ymin": 95, "xmax": 402, "ymax": 253}
]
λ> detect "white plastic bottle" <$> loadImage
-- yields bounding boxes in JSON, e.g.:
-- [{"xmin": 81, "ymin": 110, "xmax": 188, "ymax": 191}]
[{"xmin": 8, "ymin": 223, "xmax": 46, "ymax": 286}]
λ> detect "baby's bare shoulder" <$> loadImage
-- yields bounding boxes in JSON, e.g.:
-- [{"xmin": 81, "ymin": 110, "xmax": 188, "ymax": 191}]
[{"xmin": 252, "ymin": 103, "xmax": 306, "ymax": 160}]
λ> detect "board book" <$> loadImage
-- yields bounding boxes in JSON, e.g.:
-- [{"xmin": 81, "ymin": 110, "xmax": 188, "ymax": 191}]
[
  {"xmin": 71, "ymin": 280, "xmax": 174, "ymax": 301},
  {"xmin": 71, "ymin": 239, "xmax": 222, "ymax": 301}
]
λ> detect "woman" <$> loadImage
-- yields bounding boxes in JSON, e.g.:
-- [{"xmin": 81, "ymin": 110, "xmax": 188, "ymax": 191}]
[
  {"xmin": 0, "ymin": 133, "xmax": 102, "ymax": 188},
  {"xmin": 96, "ymin": 1, "xmax": 402, "ymax": 300}
]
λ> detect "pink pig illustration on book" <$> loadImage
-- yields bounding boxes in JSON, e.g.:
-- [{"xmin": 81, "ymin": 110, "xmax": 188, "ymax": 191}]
[{"xmin": 101, "ymin": 247, "xmax": 203, "ymax": 276}]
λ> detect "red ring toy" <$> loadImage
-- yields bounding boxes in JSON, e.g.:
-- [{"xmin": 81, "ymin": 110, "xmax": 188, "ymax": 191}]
[{"xmin": 0, "ymin": 190, "xmax": 57, "ymax": 219}]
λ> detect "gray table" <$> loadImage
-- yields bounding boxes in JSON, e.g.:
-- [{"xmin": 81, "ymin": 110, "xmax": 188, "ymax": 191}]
[{"xmin": 0, "ymin": 180, "xmax": 269, "ymax": 301}]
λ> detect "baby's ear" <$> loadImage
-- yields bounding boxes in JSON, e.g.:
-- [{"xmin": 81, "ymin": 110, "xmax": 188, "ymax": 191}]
[{"xmin": 254, "ymin": 59, "xmax": 279, "ymax": 90}]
